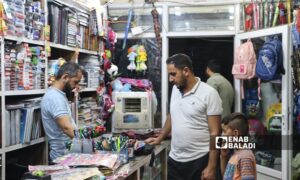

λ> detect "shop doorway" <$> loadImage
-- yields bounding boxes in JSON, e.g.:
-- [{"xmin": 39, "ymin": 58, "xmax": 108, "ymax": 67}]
[{"xmin": 168, "ymin": 37, "xmax": 234, "ymax": 100}]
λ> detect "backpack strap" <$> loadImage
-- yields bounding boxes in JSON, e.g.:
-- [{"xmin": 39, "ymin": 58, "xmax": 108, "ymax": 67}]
[
  {"xmin": 241, "ymin": 80, "xmax": 245, "ymax": 99},
  {"xmin": 258, "ymin": 78, "xmax": 261, "ymax": 100}
]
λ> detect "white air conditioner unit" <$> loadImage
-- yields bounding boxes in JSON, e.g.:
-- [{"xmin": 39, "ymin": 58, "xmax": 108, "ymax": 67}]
[{"xmin": 112, "ymin": 92, "xmax": 153, "ymax": 132}]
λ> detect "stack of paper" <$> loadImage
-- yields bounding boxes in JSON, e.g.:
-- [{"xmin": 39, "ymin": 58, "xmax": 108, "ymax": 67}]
[
  {"xmin": 66, "ymin": 8, "xmax": 78, "ymax": 47},
  {"xmin": 24, "ymin": 0, "xmax": 45, "ymax": 40},
  {"xmin": 5, "ymin": 97, "xmax": 43, "ymax": 146},
  {"xmin": 78, "ymin": 96, "xmax": 100, "ymax": 128},
  {"xmin": 79, "ymin": 55, "xmax": 101, "ymax": 88}
]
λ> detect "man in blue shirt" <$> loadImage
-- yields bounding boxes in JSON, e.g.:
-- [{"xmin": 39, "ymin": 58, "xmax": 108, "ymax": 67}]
[{"xmin": 41, "ymin": 62, "xmax": 83, "ymax": 162}]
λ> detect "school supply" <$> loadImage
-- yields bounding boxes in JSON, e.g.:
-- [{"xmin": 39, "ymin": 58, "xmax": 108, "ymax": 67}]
[
  {"xmin": 256, "ymin": 36, "xmax": 285, "ymax": 81},
  {"xmin": 244, "ymin": 87, "xmax": 262, "ymax": 118},
  {"xmin": 266, "ymin": 102, "xmax": 282, "ymax": 131},
  {"xmin": 232, "ymin": 39, "xmax": 257, "ymax": 79}
]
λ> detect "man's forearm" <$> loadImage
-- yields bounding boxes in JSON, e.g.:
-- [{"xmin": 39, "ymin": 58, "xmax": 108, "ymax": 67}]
[
  {"xmin": 206, "ymin": 115, "xmax": 221, "ymax": 170},
  {"xmin": 157, "ymin": 115, "xmax": 171, "ymax": 141},
  {"xmin": 207, "ymin": 139, "xmax": 219, "ymax": 169},
  {"xmin": 63, "ymin": 127, "xmax": 75, "ymax": 139}
]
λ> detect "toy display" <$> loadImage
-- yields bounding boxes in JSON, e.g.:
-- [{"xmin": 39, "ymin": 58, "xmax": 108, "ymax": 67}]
[
  {"xmin": 106, "ymin": 26, "xmax": 117, "ymax": 50},
  {"xmin": 136, "ymin": 45, "xmax": 147, "ymax": 72},
  {"xmin": 107, "ymin": 64, "xmax": 119, "ymax": 77},
  {"xmin": 127, "ymin": 46, "xmax": 137, "ymax": 71},
  {"xmin": 102, "ymin": 49, "xmax": 112, "ymax": 72},
  {"xmin": 126, "ymin": 45, "xmax": 148, "ymax": 72}
]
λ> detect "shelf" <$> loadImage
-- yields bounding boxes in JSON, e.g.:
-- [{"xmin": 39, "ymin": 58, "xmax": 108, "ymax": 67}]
[
  {"xmin": 49, "ymin": 42, "xmax": 98, "ymax": 55},
  {"xmin": 4, "ymin": 35, "xmax": 45, "ymax": 46},
  {"xmin": 4, "ymin": 89, "xmax": 46, "ymax": 96},
  {"xmin": 80, "ymin": 88, "xmax": 97, "ymax": 92},
  {"xmin": 5, "ymin": 137, "xmax": 46, "ymax": 153},
  {"xmin": 79, "ymin": 48, "xmax": 99, "ymax": 55}
]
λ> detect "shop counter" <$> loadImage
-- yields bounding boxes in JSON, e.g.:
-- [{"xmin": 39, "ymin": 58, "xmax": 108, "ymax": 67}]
[{"xmin": 109, "ymin": 140, "xmax": 170, "ymax": 180}]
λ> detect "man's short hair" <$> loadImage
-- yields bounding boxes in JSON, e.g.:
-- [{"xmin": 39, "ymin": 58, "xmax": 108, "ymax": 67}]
[
  {"xmin": 221, "ymin": 112, "xmax": 249, "ymax": 136},
  {"xmin": 207, "ymin": 59, "xmax": 221, "ymax": 73},
  {"xmin": 55, "ymin": 61, "xmax": 83, "ymax": 80},
  {"xmin": 166, "ymin": 53, "xmax": 194, "ymax": 72}
]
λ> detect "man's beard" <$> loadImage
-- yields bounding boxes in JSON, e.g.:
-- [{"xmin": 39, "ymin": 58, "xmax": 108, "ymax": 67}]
[
  {"xmin": 176, "ymin": 79, "xmax": 187, "ymax": 93},
  {"xmin": 63, "ymin": 82, "xmax": 74, "ymax": 101}
]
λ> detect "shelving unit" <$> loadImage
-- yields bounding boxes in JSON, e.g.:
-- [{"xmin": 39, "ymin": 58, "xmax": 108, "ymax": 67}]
[
  {"xmin": 234, "ymin": 25, "xmax": 291, "ymax": 180},
  {"xmin": 49, "ymin": 42, "xmax": 99, "ymax": 55},
  {"xmin": 0, "ymin": 0, "xmax": 103, "ymax": 179},
  {"xmin": 80, "ymin": 88, "xmax": 97, "ymax": 92},
  {"xmin": 4, "ymin": 35, "xmax": 45, "ymax": 46},
  {"xmin": 4, "ymin": 90, "xmax": 47, "ymax": 96},
  {"xmin": 5, "ymin": 137, "xmax": 46, "ymax": 153}
]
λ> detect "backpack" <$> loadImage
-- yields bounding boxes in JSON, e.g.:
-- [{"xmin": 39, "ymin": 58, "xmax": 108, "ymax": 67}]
[
  {"xmin": 256, "ymin": 36, "xmax": 285, "ymax": 81},
  {"xmin": 248, "ymin": 119, "xmax": 266, "ymax": 144},
  {"xmin": 232, "ymin": 39, "xmax": 257, "ymax": 79},
  {"xmin": 244, "ymin": 88, "xmax": 261, "ymax": 118},
  {"xmin": 266, "ymin": 103, "xmax": 282, "ymax": 132}
]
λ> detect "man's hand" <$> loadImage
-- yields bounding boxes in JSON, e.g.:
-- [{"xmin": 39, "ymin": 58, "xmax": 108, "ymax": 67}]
[
  {"xmin": 201, "ymin": 166, "xmax": 216, "ymax": 180},
  {"xmin": 144, "ymin": 137, "xmax": 161, "ymax": 145},
  {"xmin": 72, "ymin": 86, "xmax": 81, "ymax": 97}
]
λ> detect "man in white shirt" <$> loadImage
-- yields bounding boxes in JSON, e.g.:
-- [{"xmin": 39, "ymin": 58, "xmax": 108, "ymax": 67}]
[{"xmin": 145, "ymin": 54, "xmax": 222, "ymax": 180}]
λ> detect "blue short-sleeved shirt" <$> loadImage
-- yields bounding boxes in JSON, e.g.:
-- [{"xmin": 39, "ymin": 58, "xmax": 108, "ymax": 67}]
[{"xmin": 41, "ymin": 87, "xmax": 76, "ymax": 161}]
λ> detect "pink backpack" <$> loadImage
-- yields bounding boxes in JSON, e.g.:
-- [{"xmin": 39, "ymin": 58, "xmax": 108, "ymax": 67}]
[{"xmin": 232, "ymin": 39, "xmax": 257, "ymax": 79}]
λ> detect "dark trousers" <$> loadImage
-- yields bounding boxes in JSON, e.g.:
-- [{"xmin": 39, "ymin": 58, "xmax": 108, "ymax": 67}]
[{"xmin": 167, "ymin": 154, "xmax": 209, "ymax": 180}]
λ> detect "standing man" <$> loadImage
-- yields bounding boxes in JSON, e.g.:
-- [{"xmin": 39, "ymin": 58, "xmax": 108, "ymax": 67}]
[
  {"xmin": 145, "ymin": 54, "xmax": 222, "ymax": 180},
  {"xmin": 206, "ymin": 59, "xmax": 234, "ymax": 118},
  {"xmin": 41, "ymin": 61, "xmax": 83, "ymax": 162}
]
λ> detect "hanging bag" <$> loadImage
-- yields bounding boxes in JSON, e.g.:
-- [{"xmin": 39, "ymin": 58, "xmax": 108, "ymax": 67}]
[
  {"xmin": 232, "ymin": 39, "xmax": 257, "ymax": 79},
  {"xmin": 256, "ymin": 36, "xmax": 285, "ymax": 81}
]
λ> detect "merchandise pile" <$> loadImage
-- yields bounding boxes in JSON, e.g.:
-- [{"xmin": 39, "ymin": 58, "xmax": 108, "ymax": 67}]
[
  {"xmin": 78, "ymin": 96, "xmax": 101, "ymax": 128},
  {"xmin": 4, "ymin": 42, "xmax": 45, "ymax": 90}
]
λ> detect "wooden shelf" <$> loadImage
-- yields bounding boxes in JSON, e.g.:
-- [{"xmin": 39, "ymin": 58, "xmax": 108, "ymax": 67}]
[
  {"xmin": 4, "ymin": 35, "xmax": 45, "ymax": 46},
  {"xmin": 80, "ymin": 88, "xmax": 97, "ymax": 92},
  {"xmin": 49, "ymin": 42, "xmax": 98, "ymax": 55},
  {"xmin": 4, "ymin": 89, "xmax": 46, "ymax": 96},
  {"xmin": 79, "ymin": 48, "xmax": 99, "ymax": 55},
  {"xmin": 5, "ymin": 137, "xmax": 46, "ymax": 153}
]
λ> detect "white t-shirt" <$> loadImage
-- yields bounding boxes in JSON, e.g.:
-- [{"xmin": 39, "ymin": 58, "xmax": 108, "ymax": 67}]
[{"xmin": 169, "ymin": 77, "xmax": 223, "ymax": 162}]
